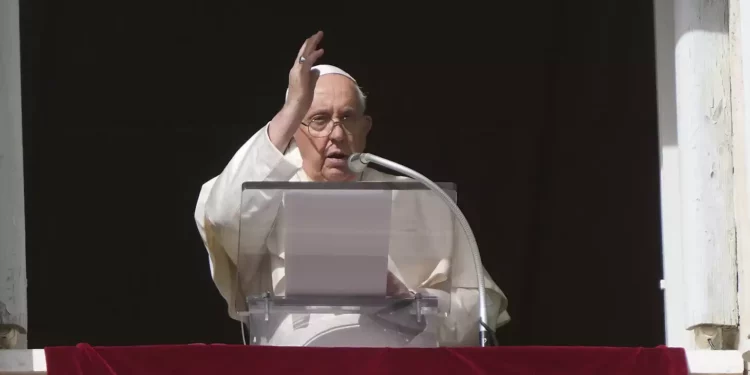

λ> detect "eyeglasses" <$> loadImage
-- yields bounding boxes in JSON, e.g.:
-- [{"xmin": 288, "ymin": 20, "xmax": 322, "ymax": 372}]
[{"xmin": 300, "ymin": 115, "xmax": 366, "ymax": 138}]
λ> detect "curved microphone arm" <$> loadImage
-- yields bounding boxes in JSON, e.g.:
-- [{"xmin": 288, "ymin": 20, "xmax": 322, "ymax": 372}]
[{"xmin": 348, "ymin": 153, "xmax": 491, "ymax": 347}]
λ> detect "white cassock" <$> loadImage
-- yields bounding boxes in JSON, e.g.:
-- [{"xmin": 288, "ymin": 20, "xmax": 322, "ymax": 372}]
[{"xmin": 194, "ymin": 67, "xmax": 510, "ymax": 347}]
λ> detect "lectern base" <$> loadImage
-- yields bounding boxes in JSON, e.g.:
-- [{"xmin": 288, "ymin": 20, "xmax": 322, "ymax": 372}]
[{"xmin": 240, "ymin": 293, "xmax": 440, "ymax": 347}]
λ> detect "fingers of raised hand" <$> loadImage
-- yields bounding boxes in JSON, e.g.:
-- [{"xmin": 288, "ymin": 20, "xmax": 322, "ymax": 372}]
[
  {"xmin": 304, "ymin": 31, "xmax": 323, "ymax": 57},
  {"xmin": 296, "ymin": 31, "xmax": 323, "ymax": 64},
  {"xmin": 304, "ymin": 48, "xmax": 324, "ymax": 66}
]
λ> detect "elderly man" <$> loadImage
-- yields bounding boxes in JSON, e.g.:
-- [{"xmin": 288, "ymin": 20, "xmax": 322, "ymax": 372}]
[{"xmin": 194, "ymin": 31, "xmax": 509, "ymax": 346}]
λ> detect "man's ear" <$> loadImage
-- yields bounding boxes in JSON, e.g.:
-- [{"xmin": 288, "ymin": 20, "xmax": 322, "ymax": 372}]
[{"xmin": 363, "ymin": 115, "xmax": 373, "ymax": 135}]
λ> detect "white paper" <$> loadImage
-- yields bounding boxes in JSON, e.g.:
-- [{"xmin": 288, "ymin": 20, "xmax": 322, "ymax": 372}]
[{"xmin": 280, "ymin": 189, "xmax": 392, "ymax": 296}]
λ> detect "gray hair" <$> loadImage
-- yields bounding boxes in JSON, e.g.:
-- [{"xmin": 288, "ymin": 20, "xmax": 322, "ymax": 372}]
[{"xmin": 355, "ymin": 86, "xmax": 368, "ymax": 112}]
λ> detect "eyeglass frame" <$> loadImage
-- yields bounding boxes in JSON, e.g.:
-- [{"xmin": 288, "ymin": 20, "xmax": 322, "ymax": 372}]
[{"xmin": 300, "ymin": 114, "xmax": 368, "ymax": 138}]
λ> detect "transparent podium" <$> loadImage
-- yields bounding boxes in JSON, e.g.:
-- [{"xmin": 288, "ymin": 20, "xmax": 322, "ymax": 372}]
[{"xmin": 235, "ymin": 181, "xmax": 478, "ymax": 348}]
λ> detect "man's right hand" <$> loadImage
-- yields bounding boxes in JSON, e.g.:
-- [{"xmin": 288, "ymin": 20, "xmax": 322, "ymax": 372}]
[
  {"xmin": 268, "ymin": 31, "xmax": 325, "ymax": 151},
  {"xmin": 286, "ymin": 31, "xmax": 325, "ymax": 112}
]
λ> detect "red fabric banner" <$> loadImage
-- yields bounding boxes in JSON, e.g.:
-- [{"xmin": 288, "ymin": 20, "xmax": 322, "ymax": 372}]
[{"xmin": 44, "ymin": 344, "xmax": 689, "ymax": 375}]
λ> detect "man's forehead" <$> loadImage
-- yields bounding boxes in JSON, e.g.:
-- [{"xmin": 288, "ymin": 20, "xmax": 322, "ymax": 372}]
[
  {"xmin": 314, "ymin": 74, "xmax": 358, "ymax": 94},
  {"xmin": 311, "ymin": 75, "xmax": 360, "ymax": 105}
]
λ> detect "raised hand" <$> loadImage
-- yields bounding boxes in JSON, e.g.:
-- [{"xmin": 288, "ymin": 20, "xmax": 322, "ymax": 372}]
[
  {"xmin": 268, "ymin": 31, "xmax": 326, "ymax": 151},
  {"xmin": 286, "ymin": 31, "xmax": 325, "ymax": 110}
]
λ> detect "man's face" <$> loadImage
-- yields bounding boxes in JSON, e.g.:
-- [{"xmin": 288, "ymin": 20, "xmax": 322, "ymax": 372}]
[{"xmin": 294, "ymin": 74, "xmax": 372, "ymax": 182}]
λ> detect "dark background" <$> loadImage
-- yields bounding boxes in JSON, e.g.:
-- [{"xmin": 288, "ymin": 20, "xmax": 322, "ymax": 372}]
[{"xmin": 19, "ymin": 1, "xmax": 664, "ymax": 347}]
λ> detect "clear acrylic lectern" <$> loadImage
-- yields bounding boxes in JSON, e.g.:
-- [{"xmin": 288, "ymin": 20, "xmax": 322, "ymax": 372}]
[{"xmin": 235, "ymin": 181, "xmax": 475, "ymax": 348}]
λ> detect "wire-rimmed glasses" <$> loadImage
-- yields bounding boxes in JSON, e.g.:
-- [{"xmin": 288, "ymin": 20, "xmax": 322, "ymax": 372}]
[{"xmin": 300, "ymin": 115, "xmax": 367, "ymax": 138}]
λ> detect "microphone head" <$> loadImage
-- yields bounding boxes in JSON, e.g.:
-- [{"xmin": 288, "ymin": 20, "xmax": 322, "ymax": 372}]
[{"xmin": 347, "ymin": 153, "xmax": 368, "ymax": 173}]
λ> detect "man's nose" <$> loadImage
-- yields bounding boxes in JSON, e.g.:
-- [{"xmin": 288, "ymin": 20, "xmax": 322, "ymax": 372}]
[{"xmin": 329, "ymin": 122, "xmax": 347, "ymax": 141}]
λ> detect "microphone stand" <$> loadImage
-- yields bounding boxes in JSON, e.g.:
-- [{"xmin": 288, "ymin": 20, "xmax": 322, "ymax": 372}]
[{"xmin": 348, "ymin": 153, "xmax": 492, "ymax": 347}]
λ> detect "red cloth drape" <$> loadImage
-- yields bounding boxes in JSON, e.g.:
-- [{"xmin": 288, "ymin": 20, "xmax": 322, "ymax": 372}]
[{"xmin": 44, "ymin": 344, "xmax": 689, "ymax": 375}]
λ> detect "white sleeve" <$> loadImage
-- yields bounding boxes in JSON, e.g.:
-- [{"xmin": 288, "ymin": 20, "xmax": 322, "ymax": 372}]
[
  {"xmin": 447, "ymin": 277, "xmax": 511, "ymax": 346},
  {"xmin": 194, "ymin": 123, "xmax": 299, "ymax": 319},
  {"xmin": 371, "ymin": 169, "xmax": 511, "ymax": 346},
  {"xmin": 446, "ymin": 215, "xmax": 511, "ymax": 346}
]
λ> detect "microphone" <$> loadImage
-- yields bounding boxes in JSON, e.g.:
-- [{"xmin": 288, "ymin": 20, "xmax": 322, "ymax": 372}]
[
  {"xmin": 347, "ymin": 153, "xmax": 369, "ymax": 173},
  {"xmin": 347, "ymin": 152, "xmax": 493, "ymax": 347}
]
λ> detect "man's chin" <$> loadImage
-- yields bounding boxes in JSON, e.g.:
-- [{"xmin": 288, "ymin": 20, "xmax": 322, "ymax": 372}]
[{"xmin": 322, "ymin": 167, "xmax": 356, "ymax": 182}]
